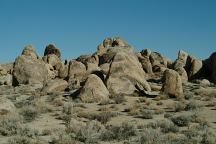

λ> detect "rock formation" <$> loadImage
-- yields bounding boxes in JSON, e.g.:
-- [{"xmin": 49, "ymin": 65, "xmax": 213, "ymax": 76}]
[
  {"xmin": 13, "ymin": 45, "xmax": 48, "ymax": 86},
  {"xmin": 78, "ymin": 74, "xmax": 109, "ymax": 103},
  {"xmin": 161, "ymin": 69, "xmax": 183, "ymax": 99},
  {"xmin": 0, "ymin": 37, "xmax": 215, "ymax": 103}
]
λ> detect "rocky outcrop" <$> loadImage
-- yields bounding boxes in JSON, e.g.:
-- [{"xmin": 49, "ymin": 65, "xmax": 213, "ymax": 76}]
[
  {"xmin": 149, "ymin": 52, "xmax": 167, "ymax": 68},
  {"xmin": 137, "ymin": 53, "xmax": 153, "ymax": 74},
  {"xmin": 106, "ymin": 47, "xmax": 151, "ymax": 96},
  {"xmin": 161, "ymin": 69, "xmax": 183, "ymax": 99},
  {"xmin": 13, "ymin": 45, "xmax": 48, "ymax": 86},
  {"xmin": 78, "ymin": 74, "xmax": 109, "ymax": 103},
  {"xmin": 43, "ymin": 54, "xmax": 68, "ymax": 79},
  {"xmin": 178, "ymin": 50, "xmax": 188, "ymax": 64},
  {"xmin": 203, "ymin": 52, "xmax": 216, "ymax": 83},
  {"xmin": 68, "ymin": 60, "xmax": 87, "ymax": 82},
  {"xmin": 76, "ymin": 54, "xmax": 99, "ymax": 66},
  {"xmin": 0, "ymin": 74, "xmax": 12, "ymax": 86},
  {"xmin": 172, "ymin": 50, "xmax": 188, "ymax": 83},
  {"xmin": 185, "ymin": 55, "xmax": 203, "ymax": 80},
  {"xmin": 0, "ymin": 65, "xmax": 12, "ymax": 85},
  {"xmin": 44, "ymin": 44, "xmax": 61, "ymax": 58}
]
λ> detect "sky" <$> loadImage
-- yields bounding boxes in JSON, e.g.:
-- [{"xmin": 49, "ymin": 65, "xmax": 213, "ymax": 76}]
[{"xmin": 0, "ymin": 0, "xmax": 216, "ymax": 63}]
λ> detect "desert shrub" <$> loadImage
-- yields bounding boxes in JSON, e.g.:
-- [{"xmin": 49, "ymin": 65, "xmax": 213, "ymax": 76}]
[
  {"xmin": 157, "ymin": 120, "xmax": 179, "ymax": 133},
  {"xmin": 140, "ymin": 109, "xmax": 154, "ymax": 119},
  {"xmin": 60, "ymin": 102, "xmax": 75, "ymax": 125},
  {"xmin": 174, "ymin": 101, "xmax": 186, "ymax": 112},
  {"xmin": 54, "ymin": 120, "xmax": 104, "ymax": 144},
  {"xmin": 14, "ymin": 96, "xmax": 36, "ymax": 108},
  {"xmin": 20, "ymin": 106, "xmax": 39, "ymax": 122},
  {"xmin": 42, "ymin": 128, "xmax": 52, "ymax": 136},
  {"xmin": 51, "ymin": 133, "xmax": 78, "ymax": 144},
  {"xmin": 201, "ymin": 130, "xmax": 216, "ymax": 144},
  {"xmin": 94, "ymin": 111, "xmax": 118, "ymax": 124},
  {"xmin": 147, "ymin": 120, "xmax": 179, "ymax": 133},
  {"xmin": 185, "ymin": 100, "xmax": 201, "ymax": 111},
  {"xmin": 75, "ymin": 121, "xmax": 105, "ymax": 143},
  {"xmin": 34, "ymin": 99, "xmax": 53, "ymax": 113},
  {"xmin": 182, "ymin": 127, "xmax": 201, "ymax": 140},
  {"xmin": 8, "ymin": 136, "xmax": 31, "ymax": 144},
  {"xmin": 171, "ymin": 114, "xmax": 192, "ymax": 127},
  {"xmin": 154, "ymin": 109, "xmax": 165, "ymax": 115},
  {"xmin": 113, "ymin": 95, "xmax": 126, "ymax": 104},
  {"xmin": 164, "ymin": 113, "xmax": 172, "ymax": 118},
  {"xmin": 18, "ymin": 127, "xmax": 39, "ymax": 139},
  {"xmin": 0, "ymin": 114, "xmax": 22, "ymax": 136},
  {"xmin": 8, "ymin": 136, "xmax": 43, "ymax": 144},
  {"xmin": 124, "ymin": 103, "xmax": 140, "ymax": 116},
  {"xmin": 136, "ymin": 128, "xmax": 161, "ymax": 144},
  {"xmin": 78, "ymin": 111, "xmax": 118, "ymax": 124},
  {"xmin": 100, "ymin": 122, "xmax": 137, "ymax": 141}
]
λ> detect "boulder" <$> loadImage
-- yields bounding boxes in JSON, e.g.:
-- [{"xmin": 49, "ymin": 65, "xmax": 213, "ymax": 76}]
[
  {"xmin": 43, "ymin": 54, "xmax": 68, "ymax": 79},
  {"xmin": 68, "ymin": 60, "xmax": 87, "ymax": 82},
  {"xmin": 100, "ymin": 63, "xmax": 110, "ymax": 75},
  {"xmin": 106, "ymin": 47, "xmax": 151, "ymax": 95},
  {"xmin": 173, "ymin": 51, "xmax": 189, "ymax": 82},
  {"xmin": 178, "ymin": 50, "xmax": 188, "ymax": 64},
  {"xmin": 97, "ymin": 44, "xmax": 107, "ymax": 56},
  {"xmin": 137, "ymin": 53, "xmax": 152, "ymax": 74},
  {"xmin": 193, "ymin": 79, "xmax": 210, "ymax": 87},
  {"xmin": 203, "ymin": 52, "xmax": 216, "ymax": 83},
  {"xmin": 0, "ymin": 74, "xmax": 12, "ymax": 85},
  {"xmin": 78, "ymin": 74, "xmax": 109, "ymax": 103},
  {"xmin": 0, "ymin": 97, "xmax": 16, "ymax": 115},
  {"xmin": 45, "ymin": 64, "xmax": 57, "ymax": 79},
  {"xmin": 21, "ymin": 45, "xmax": 39, "ymax": 60},
  {"xmin": 42, "ymin": 79, "xmax": 68, "ymax": 93},
  {"xmin": 103, "ymin": 38, "xmax": 113, "ymax": 48},
  {"xmin": 112, "ymin": 37, "xmax": 129, "ymax": 47},
  {"xmin": 188, "ymin": 58, "xmax": 203, "ymax": 80},
  {"xmin": 13, "ymin": 46, "xmax": 48, "ymax": 86},
  {"xmin": 44, "ymin": 44, "xmax": 61, "ymax": 58},
  {"xmin": 161, "ymin": 69, "xmax": 184, "ymax": 99},
  {"xmin": 140, "ymin": 49, "xmax": 151, "ymax": 57},
  {"xmin": 58, "ymin": 63, "xmax": 69, "ymax": 79},
  {"xmin": 175, "ymin": 67, "xmax": 188, "ymax": 83},
  {"xmin": 76, "ymin": 55, "xmax": 99, "ymax": 65},
  {"xmin": 0, "ymin": 65, "xmax": 7, "ymax": 76},
  {"xmin": 149, "ymin": 52, "xmax": 167, "ymax": 67},
  {"xmin": 86, "ymin": 62, "xmax": 101, "ymax": 75},
  {"xmin": 0, "ymin": 63, "xmax": 13, "ymax": 75},
  {"xmin": 0, "ymin": 65, "xmax": 13, "ymax": 85},
  {"xmin": 173, "ymin": 59, "xmax": 185, "ymax": 69},
  {"xmin": 43, "ymin": 54, "xmax": 62, "ymax": 70},
  {"xmin": 68, "ymin": 77, "xmax": 81, "ymax": 90}
]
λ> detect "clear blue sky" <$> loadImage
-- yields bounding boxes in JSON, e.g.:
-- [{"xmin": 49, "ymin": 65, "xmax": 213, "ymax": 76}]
[{"xmin": 0, "ymin": 0, "xmax": 216, "ymax": 63}]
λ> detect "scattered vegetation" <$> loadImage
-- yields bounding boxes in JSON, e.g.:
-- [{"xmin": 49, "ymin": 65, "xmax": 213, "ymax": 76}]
[
  {"xmin": 100, "ymin": 122, "xmax": 137, "ymax": 141},
  {"xmin": 171, "ymin": 114, "xmax": 192, "ymax": 127},
  {"xmin": 140, "ymin": 109, "xmax": 154, "ymax": 119}
]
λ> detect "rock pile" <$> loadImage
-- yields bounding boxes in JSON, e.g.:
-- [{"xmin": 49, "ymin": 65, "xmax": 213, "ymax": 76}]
[{"xmin": 0, "ymin": 37, "xmax": 215, "ymax": 102}]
